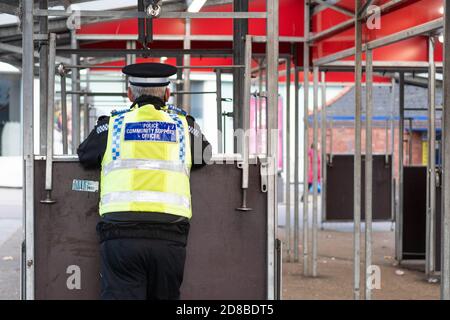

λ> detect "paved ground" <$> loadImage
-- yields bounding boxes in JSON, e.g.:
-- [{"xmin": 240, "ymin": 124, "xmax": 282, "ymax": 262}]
[
  {"xmin": 278, "ymin": 198, "xmax": 440, "ymax": 300},
  {"xmin": 0, "ymin": 188, "xmax": 22, "ymax": 300},
  {"xmin": 0, "ymin": 190, "xmax": 441, "ymax": 300}
]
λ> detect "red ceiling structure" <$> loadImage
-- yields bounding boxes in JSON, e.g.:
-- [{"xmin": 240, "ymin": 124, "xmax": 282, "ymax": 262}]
[{"xmin": 77, "ymin": 0, "xmax": 444, "ymax": 83}]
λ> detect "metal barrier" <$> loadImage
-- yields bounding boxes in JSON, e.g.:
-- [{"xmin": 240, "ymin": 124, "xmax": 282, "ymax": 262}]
[{"xmin": 33, "ymin": 156, "xmax": 269, "ymax": 299}]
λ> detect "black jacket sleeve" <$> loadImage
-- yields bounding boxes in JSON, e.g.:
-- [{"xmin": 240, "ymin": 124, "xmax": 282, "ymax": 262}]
[
  {"xmin": 186, "ymin": 115, "xmax": 212, "ymax": 170},
  {"xmin": 77, "ymin": 115, "xmax": 109, "ymax": 169}
]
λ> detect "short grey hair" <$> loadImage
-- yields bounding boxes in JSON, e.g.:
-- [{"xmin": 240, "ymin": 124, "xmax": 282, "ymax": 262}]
[{"xmin": 129, "ymin": 84, "xmax": 166, "ymax": 101}]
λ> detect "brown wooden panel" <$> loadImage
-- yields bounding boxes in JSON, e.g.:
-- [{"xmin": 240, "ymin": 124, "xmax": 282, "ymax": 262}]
[
  {"xmin": 325, "ymin": 154, "xmax": 392, "ymax": 221},
  {"xmin": 34, "ymin": 159, "xmax": 267, "ymax": 300}
]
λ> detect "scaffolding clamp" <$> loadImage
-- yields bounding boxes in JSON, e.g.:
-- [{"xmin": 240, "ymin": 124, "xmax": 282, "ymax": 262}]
[{"xmin": 260, "ymin": 159, "xmax": 269, "ymax": 193}]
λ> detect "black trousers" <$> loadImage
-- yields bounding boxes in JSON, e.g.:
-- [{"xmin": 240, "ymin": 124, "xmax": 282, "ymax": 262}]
[{"xmin": 100, "ymin": 238, "xmax": 186, "ymax": 300}]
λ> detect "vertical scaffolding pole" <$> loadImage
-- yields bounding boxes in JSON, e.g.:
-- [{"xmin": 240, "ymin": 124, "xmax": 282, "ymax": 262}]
[
  {"xmin": 330, "ymin": 117, "xmax": 334, "ymax": 164},
  {"xmin": 22, "ymin": 0, "xmax": 35, "ymax": 300},
  {"xmin": 60, "ymin": 73, "xmax": 69, "ymax": 155},
  {"xmin": 183, "ymin": 18, "xmax": 191, "ymax": 114},
  {"xmin": 312, "ymin": 66, "xmax": 319, "ymax": 277},
  {"xmin": 426, "ymin": 37, "xmax": 437, "ymax": 276},
  {"xmin": 302, "ymin": 0, "xmax": 310, "ymax": 276},
  {"xmin": 176, "ymin": 55, "xmax": 183, "ymax": 106},
  {"xmin": 258, "ymin": 59, "xmax": 264, "ymax": 155},
  {"xmin": 391, "ymin": 79, "xmax": 396, "ymax": 223},
  {"xmin": 71, "ymin": 29, "xmax": 80, "ymax": 153},
  {"xmin": 83, "ymin": 70, "xmax": 91, "ymax": 140},
  {"xmin": 285, "ymin": 57, "xmax": 292, "ymax": 261},
  {"xmin": 236, "ymin": 35, "xmax": 252, "ymax": 212},
  {"xmin": 39, "ymin": 0, "xmax": 48, "ymax": 155},
  {"xmin": 216, "ymin": 69, "xmax": 223, "ymax": 154},
  {"xmin": 233, "ymin": 0, "xmax": 249, "ymax": 151},
  {"xmin": 293, "ymin": 48, "xmax": 300, "ymax": 262},
  {"xmin": 408, "ymin": 118, "xmax": 413, "ymax": 165},
  {"xmin": 397, "ymin": 72, "xmax": 405, "ymax": 263},
  {"xmin": 353, "ymin": 0, "xmax": 363, "ymax": 300},
  {"xmin": 365, "ymin": 49, "xmax": 373, "ymax": 300},
  {"xmin": 441, "ymin": 0, "xmax": 450, "ymax": 300},
  {"xmin": 266, "ymin": 0, "xmax": 279, "ymax": 299},
  {"xmin": 321, "ymin": 72, "xmax": 327, "ymax": 224},
  {"xmin": 42, "ymin": 34, "xmax": 57, "ymax": 202}
]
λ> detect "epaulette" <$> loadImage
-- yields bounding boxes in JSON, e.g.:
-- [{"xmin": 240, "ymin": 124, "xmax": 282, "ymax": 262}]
[
  {"xmin": 164, "ymin": 104, "xmax": 188, "ymax": 117},
  {"xmin": 111, "ymin": 108, "xmax": 130, "ymax": 117}
]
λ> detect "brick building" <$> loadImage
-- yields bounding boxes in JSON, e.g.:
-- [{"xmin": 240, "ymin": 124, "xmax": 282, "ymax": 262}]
[{"xmin": 309, "ymin": 83, "xmax": 443, "ymax": 177}]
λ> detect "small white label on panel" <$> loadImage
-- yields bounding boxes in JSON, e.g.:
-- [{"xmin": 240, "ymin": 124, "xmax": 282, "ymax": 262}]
[{"xmin": 72, "ymin": 179, "xmax": 99, "ymax": 193}]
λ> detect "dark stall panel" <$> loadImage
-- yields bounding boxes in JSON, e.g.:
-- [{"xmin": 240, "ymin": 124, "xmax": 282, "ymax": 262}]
[
  {"xmin": 402, "ymin": 166, "xmax": 427, "ymax": 260},
  {"xmin": 34, "ymin": 159, "xmax": 101, "ymax": 300},
  {"xmin": 435, "ymin": 183, "xmax": 442, "ymax": 271},
  {"xmin": 34, "ymin": 158, "xmax": 267, "ymax": 300},
  {"xmin": 325, "ymin": 154, "xmax": 392, "ymax": 221}
]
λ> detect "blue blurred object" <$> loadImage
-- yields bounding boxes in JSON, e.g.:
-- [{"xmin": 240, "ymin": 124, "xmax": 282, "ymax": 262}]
[{"xmin": 309, "ymin": 183, "xmax": 322, "ymax": 193}]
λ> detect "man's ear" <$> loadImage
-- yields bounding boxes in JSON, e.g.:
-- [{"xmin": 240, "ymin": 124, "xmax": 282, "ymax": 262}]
[
  {"xmin": 164, "ymin": 87, "xmax": 170, "ymax": 103},
  {"xmin": 127, "ymin": 87, "xmax": 134, "ymax": 102}
]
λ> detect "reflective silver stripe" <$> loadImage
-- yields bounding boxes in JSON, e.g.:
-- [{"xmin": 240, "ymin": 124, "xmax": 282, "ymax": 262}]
[
  {"xmin": 129, "ymin": 76, "xmax": 169, "ymax": 84},
  {"xmin": 102, "ymin": 191, "xmax": 190, "ymax": 209},
  {"xmin": 103, "ymin": 159, "xmax": 190, "ymax": 176}
]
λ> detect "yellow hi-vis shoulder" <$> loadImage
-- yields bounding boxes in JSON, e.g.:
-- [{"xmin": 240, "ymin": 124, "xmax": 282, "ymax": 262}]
[{"xmin": 100, "ymin": 103, "xmax": 192, "ymax": 219}]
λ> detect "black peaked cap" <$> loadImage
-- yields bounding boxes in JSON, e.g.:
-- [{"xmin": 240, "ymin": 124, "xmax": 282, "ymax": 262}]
[{"xmin": 122, "ymin": 62, "xmax": 177, "ymax": 78}]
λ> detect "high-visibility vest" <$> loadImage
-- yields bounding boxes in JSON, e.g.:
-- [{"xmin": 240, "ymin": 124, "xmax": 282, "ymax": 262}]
[{"xmin": 99, "ymin": 103, "xmax": 192, "ymax": 219}]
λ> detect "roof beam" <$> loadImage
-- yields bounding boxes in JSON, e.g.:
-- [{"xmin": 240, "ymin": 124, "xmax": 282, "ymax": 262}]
[
  {"xmin": 0, "ymin": 41, "xmax": 71, "ymax": 63},
  {"xmin": 310, "ymin": 0, "xmax": 408, "ymax": 43},
  {"xmin": 311, "ymin": 0, "xmax": 355, "ymax": 17},
  {"xmin": 314, "ymin": 18, "xmax": 443, "ymax": 66}
]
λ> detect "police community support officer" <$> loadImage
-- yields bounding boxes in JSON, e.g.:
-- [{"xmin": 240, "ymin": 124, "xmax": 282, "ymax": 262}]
[{"xmin": 77, "ymin": 63, "xmax": 211, "ymax": 300}]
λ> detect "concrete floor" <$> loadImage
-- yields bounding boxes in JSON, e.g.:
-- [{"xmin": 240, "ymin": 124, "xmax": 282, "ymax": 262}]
[
  {"xmin": 0, "ymin": 188, "xmax": 22, "ymax": 300},
  {"xmin": 278, "ymin": 198, "xmax": 440, "ymax": 300},
  {"xmin": 0, "ymin": 189, "xmax": 441, "ymax": 300}
]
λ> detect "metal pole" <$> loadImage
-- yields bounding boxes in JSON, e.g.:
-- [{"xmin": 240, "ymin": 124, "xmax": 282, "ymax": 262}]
[
  {"xmin": 353, "ymin": 0, "xmax": 363, "ymax": 300},
  {"xmin": 216, "ymin": 68, "xmax": 223, "ymax": 154},
  {"xmin": 385, "ymin": 119, "xmax": 389, "ymax": 164},
  {"xmin": 426, "ymin": 37, "xmax": 437, "ymax": 276},
  {"xmin": 312, "ymin": 66, "xmax": 319, "ymax": 277},
  {"xmin": 176, "ymin": 55, "xmax": 183, "ymax": 106},
  {"xmin": 83, "ymin": 90, "xmax": 89, "ymax": 140},
  {"xmin": 258, "ymin": 59, "xmax": 264, "ymax": 155},
  {"xmin": 302, "ymin": 0, "xmax": 310, "ymax": 276},
  {"xmin": 39, "ymin": 0, "xmax": 48, "ymax": 155},
  {"xmin": 41, "ymin": 33, "xmax": 57, "ymax": 205},
  {"xmin": 60, "ymin": 74, "xmax": 68, "ymax": 155},
  {"xmin": 236, "ymin": 35, "xmax": 252, "ymax": 212},
  {"xmin": 365, "ymin": 49, "xmax": 374, "ymax": 300},
  {"xmin": 22, "ymin": 0, "xmax": 35, "ymax": 300},
  {"xmin": 266, "ymin": 0, "xmax": 279, "ymax": 299},
  {"xmin": 441, "ymin": 0, "xmax": 450, "ymax": 300},
  {"xmin": 397, "ymin": 72, "xmax": 405, "ymax": 264},
  {"xmin": 293, "ymin": 51, "xmax": 300, "ymax": 263},
  {"xmin": 83, "ymin": 70, "xmax": 91, "ymax": 140},
  {"xmin": 391, "ymin": 79, "xmax": 396, "ymax": 224},
  {"xmin": 183, "ymin": 18, "xmax": 191, "ymax": 114},
  {"xmin": 408, "ymin": 118, "xmax": 413, "ymax": 165},
  {"xmin": 285, "ymin": 57, "xmax": 292, "ymax": 261},
  {"xmin": 330, "ymin": 117, "xmax": 334, "ymax": 165},
  {"xmin": 233, "ymin": 0, "xmax": 249, "ymax": 147},
  {"xmin": 70, "ymin": 29, "xmax": 80, "ymax": 153},
  {"xmin": 321, "ymin": 72, "xmax": 327, "ymax": 224},
  {"xmin": 126, "ymin": 40, "xmax": 136, "ymax": 65}
]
